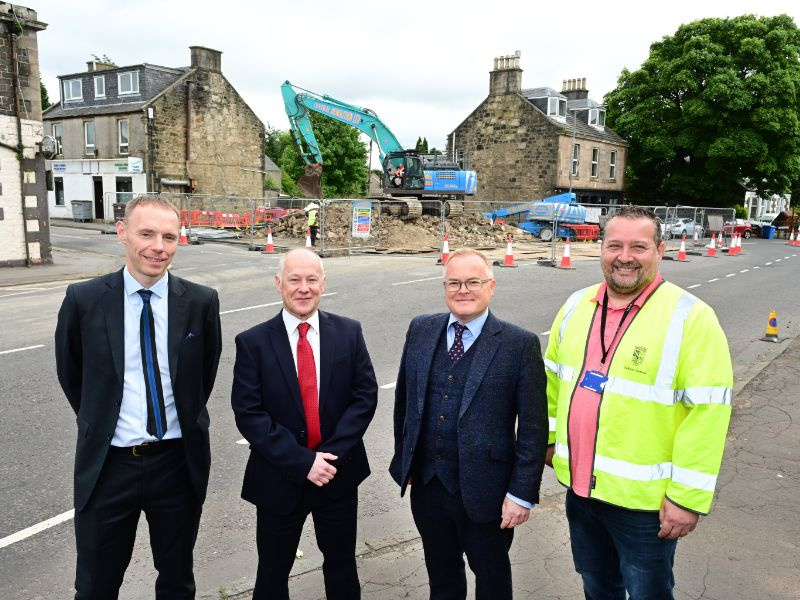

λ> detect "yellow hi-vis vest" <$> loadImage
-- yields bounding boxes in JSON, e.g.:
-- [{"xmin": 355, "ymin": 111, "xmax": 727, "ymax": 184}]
[
  {"xmin": 545, "ymin": 281, "xmax": 732, "ymax": 514},
  {"xmin": 307, "ymin": 209, "xmax": 318, "ymax": 227}
]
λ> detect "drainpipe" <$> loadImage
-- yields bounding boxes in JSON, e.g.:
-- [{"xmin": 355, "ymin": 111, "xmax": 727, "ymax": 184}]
[
  {"xmin": 9, "ymin": 25, "xmax": 31, "ymax": 266},
  {"xmin": 185, "ymin": 80, "xmax": 193, "ymax": 190}
]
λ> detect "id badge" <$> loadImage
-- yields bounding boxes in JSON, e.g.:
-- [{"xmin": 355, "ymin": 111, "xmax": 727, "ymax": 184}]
[{"xmin": 579, "ymin": 370, "xmax": 608, "ymax": 393}]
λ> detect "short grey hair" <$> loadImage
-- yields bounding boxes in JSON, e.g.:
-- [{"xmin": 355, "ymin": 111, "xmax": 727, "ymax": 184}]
[
  {"xmin": 276, "ymin": 248, "xmax": 325, "ymax": 281},
  {"xmin": 123, "ymin": 194, "xmax": 180, "ymax": 223}
]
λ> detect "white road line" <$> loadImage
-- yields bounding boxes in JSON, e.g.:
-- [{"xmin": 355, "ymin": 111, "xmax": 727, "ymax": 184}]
[
  {"xmin": 708, "ymin": 278, "xmax": 719, "ymax": 282},
  {"xmin": 740, "ymin": 269, "xmax": 749, "ymax": 273},
  {"xmin": 236, "ymin": 439, "xmax": 248, "ymax": 445},
  {"xmin": 173, "ymin": 267, "xmax": 197, "ymax": 271},
  {"xmin": 380, "ymin": 381, "xmax": 396, "ymax": 389},
  {"xmin": 765, "ymin": 262, "xmax": 772, "ymax": 266},
  {"xmin": 753, "ymin": 266, "xmax": 760, "ymax": 269},
  {"xmin": 784, "ymin": 256, "xmax": 790, "ymax": 259},
  {"xmin": 51, "ymin": 233, "xmax": 89, "ymax": 240},
  {"xmin": 541, "ymin": 330, "xmax": 551, "ymax": 336},
  {"xmin": 210, "ymin": 263, "xmax": 228, "ymax": 267},
  {"xmin": 0, "ymin": 509, "xmax": 74, "ymax": 550},
  {"xmin": 725, "ymin": 273, "xmax": 736, "ymax": 278},
  {"xmin": 775, "ymin": 259, "xmax": 782, "ymax": 262},
  {"xmin": 391, "ymin": 276, "xmax": 442, "ymax": 286},
  {"xmin": 220, "ymin": 293, "xmax": 337, "ymax": 315},
  {"xmin": 688, "ymin": 284, "xmax": 702, "ymax": 289},
  {"xmin": 0, "ymin": 344, "xmax": 45, "ymax": 356}
]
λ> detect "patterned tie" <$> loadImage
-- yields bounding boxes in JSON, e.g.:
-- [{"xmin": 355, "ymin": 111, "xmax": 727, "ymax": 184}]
[
  {"xmin": 297, "ymin": 322, "xmax": 321, "ymax": 449},
  {"xmin": 137, "ymin": 289, "xmax": 167, "ymax": 439},
  {"xmin": 449, "ymin": 322, "xmax": 466, "ymax": 361}
]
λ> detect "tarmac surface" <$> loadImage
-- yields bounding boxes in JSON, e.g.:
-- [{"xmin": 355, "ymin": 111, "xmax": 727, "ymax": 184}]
[{"xmin": 2, "ymin": 219, "xmax": 798, "ymax": 599}]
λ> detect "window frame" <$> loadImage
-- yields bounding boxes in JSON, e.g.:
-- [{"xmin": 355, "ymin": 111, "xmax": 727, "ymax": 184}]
[
  {"xmin": 118, "ymin": 119, "xmax": 129, "ymax": 154},
  {"xmin": 118, "ymin": 71, "xmax": 140, "ymax": 96},
  {"xmin": 591, "ymin": 147, "xmax": 599, "ymax": 178},
  {"xmin": 571, "ymin": 143, "xmax": 580, "ymax": 177},
  {"xmin": 589, "ymin": 108, "xmax": 607, "ymax": 128},
  {"xmin": 84, "ymin": 121, "xmax": 95, "ymax": 156},
  {"xmin": 52, "ymin": 123, "xmax": 63, "ymax": 154},
  {"xmin": 609, "ymin": 151, "xmax": 617, "ymax": 180},
  {"xmin": 54, "ymin": 176, "xmax": 65, "ymax": 206},
  {"xmin": 63, "ymin": 79, "xmax": 82, "ymax": 102},
  {"xmin": 94, "ymin": 75, "xmax": 105, "ymax": 98},
  {"xmin": 548, "ymin": 97, "xmax": 567, "ymax": 119}
]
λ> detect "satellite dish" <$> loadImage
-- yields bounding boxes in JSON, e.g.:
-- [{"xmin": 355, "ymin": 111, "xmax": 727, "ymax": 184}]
[{"xmin": 41, "ymin": 135, "xmax": 58, "ymax": 159}]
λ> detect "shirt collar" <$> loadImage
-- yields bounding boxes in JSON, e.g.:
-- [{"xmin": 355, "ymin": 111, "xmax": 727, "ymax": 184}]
[
  {"xmin": 448, "ymin": 308, "xmax": 489, "ymax": 337},
  {"xmin": 282, "ymin": 308, "xmax": 320, "ymax": 336},
  {"xmin": 123, "ymin": 267, "xmax": 169, "ymax": 299},
  {"xmin": 593, "ymin": 273, "xmax": 664, "ymax": 308}
]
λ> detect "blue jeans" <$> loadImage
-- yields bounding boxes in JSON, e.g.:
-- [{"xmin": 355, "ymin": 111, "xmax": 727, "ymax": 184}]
[{"xmin": 566, "ymin": 490, "xmax": 678, "ymax": 600}]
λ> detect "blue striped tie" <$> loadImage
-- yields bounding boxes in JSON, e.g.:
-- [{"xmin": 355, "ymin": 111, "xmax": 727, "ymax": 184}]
[{"xmin": 137, "ymin": 289, "xmax": 167, "ymax": 439}]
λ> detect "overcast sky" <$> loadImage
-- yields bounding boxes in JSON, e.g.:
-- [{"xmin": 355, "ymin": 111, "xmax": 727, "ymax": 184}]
[{"xmin": 32, "ymin": 0, "xmax": 800, "ymax": 157}]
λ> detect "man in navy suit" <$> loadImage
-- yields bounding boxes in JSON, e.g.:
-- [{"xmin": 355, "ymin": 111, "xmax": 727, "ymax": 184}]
[
  {"xmin": 231, "ymin": 248, "xmax": 378, "ymax": 599},
  {"xmin": 55, "ymin": 195, "xmax": 222, "ymax": 599},
  {"xmin": 390, "ymin": 248, "xmax": 548, "ymax": 599}
]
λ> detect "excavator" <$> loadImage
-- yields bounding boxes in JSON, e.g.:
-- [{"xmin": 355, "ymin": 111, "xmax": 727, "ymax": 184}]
[{"xmin": 281, "ymin": 80, "xmax": 477, "ymax": 217}]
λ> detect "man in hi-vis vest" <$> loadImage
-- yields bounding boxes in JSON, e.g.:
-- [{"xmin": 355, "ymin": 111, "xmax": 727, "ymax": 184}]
[{"xmin": 545, "ymin": 205, "xmax": 732, "ymax": 599}]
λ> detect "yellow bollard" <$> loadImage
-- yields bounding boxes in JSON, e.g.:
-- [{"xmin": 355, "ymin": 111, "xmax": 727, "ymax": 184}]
[{"xmin": 760, "ymin": 310, "xmax": 780, "ymax": 343}]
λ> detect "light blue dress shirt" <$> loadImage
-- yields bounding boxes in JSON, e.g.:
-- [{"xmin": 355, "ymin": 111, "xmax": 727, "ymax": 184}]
[
  {"xmin": 447, "ymin": 309, "xmax": 534, "ymax": 510},
  {"xmin": 112, "ymin": 269, "xmax": 180, "ymax": 446}
]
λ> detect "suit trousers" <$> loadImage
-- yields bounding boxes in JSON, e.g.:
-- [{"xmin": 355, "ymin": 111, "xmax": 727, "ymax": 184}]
[
  {"xmin": 254, "ymin": 485, "xmax": 360, "ymax": 600},
  {"xmin": 74, "ymin": 443, "xmax": 201, "ymax": 600},
  {"xmin": 410, "ymin": 477, "xmax": 514, "ymax": 600}
]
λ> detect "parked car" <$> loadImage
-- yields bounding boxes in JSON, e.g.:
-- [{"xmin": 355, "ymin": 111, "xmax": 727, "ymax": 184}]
[
  {"xmin": 750, "ymin": 213, "xmax": 779, "ymax": 235},
  {"xmin": 724, "ymin": 219, "xmax": 753, "ymax": 238},
  {"xmin": 666, "ymin": 218, "xmax": 705, "ymax": 239}
]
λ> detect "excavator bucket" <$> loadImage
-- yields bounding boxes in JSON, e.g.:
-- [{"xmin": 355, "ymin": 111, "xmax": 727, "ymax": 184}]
[{"xmin": 298, "ymin": 164, "xmax": 323, "ymax": 199}]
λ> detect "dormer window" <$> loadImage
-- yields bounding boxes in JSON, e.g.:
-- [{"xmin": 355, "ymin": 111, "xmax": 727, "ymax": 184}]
[
  {"xmin": 63, "ymin": 79, "xmax": 82, "ymax": 102},
  {"xmin": 548, "ymin": 97, "xmax": 567, "ymax": 119},
  {"xmin": 118, "ymin": 71, "xmax": 140, "ymax": 95},
  {"xmin": 589, "ymin": 108, "xmax": 606, "ymax": 128},
  {"xmin": 94, "ymin": 75, "xmax": 105, "ymax": 98}
]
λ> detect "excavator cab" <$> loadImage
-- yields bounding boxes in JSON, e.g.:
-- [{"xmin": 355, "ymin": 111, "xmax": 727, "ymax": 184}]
[{"xmin": 382, "ymin": 151, "xmax": 425, "ymax": 195}]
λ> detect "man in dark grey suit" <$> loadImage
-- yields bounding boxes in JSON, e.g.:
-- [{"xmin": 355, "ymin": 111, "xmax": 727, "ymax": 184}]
[
  {"xmin": 55, "ymin": 195, "xmax": 222, "ymax": 599},
  {"xmin": 390, "ymin": 248, "xmax": 548, "ymax": 600}
]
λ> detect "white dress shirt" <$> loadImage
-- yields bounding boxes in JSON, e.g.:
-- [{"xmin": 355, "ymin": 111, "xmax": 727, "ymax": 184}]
[
  {"xmin": 112, "ymin": 268, "xmax": 180, "ymax": 446},
  {"xmin": 281, "ymin": 309, "xmax": 321, "ymax": 396}
]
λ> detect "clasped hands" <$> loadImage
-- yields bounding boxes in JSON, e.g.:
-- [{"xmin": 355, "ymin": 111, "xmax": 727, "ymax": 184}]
[{"xmin": 307, "ymin": 452, "xmax": 338, "ymax": 487}]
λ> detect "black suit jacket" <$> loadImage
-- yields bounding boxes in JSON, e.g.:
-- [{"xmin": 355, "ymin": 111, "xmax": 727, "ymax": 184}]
[
  {"xmin": 389, "ymin": 312, "xmax": 548, "ymax": 523},
  {"xmin": 55, "ymin": 269, "xmax": 222, "ymax": 511},
  {"xmin": 231, "ymin": 310, "xmax": 378, "ymax": 515}
]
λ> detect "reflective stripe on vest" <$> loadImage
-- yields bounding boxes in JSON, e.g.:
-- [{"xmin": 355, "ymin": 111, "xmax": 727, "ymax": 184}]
[
  {"xmin": 558, "ymin": 287, "xmax": 590, "ymax": 346},
  {"xmin": 554, "ymin": 442, "xmax": 717, "ymax": 492},
  {"xmin": 544, "ymin": 358, "xmax": 575, "ymax": 383}
]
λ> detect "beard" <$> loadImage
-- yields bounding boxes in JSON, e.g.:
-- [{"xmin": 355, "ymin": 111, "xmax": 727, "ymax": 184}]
[{"xmin": 605, "ymin": 260, "xmax": 654, "ymax": 295}]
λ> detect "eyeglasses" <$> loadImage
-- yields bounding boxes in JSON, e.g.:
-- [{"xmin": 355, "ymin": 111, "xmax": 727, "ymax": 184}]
[{"xmin": 443, "ymin": 278, "xmax": 493, "ymax": 292}]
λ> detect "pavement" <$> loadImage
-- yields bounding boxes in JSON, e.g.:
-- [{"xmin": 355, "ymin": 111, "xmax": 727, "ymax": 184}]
[{"xmin": 4, "ymin": 220, "xmax": 798, "ymax": 600}]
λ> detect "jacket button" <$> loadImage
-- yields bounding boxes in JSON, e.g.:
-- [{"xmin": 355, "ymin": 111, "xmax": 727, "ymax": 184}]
[
  {"xmin": 443, "ymin": 395, "xmax": 449, "ymax": 401},
  {"xmin": 448, "ymin": 375, "xmax": 454, "ymax": 381},
  {"xmin": 439, "ymin": 415, "xmax": 445, "ymax": 422}
]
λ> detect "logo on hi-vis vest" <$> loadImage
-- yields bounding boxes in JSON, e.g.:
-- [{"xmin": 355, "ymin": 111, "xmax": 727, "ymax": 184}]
[{"xmin": 631, "ymin": 345, "xmax": 647, "ymax": 366}]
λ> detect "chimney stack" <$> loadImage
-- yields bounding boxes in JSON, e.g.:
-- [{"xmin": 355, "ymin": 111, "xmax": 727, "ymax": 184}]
[
  {"xmin": 561, "ymin": 77, "xmax": 589, "ymax": 101},
  {"xmin": 190, "ymin": 46, "xmax": 222, "ymax": 72},
  {"xmin": 489, "ymin": 51, "xmax": 523, "ymax": 96}
]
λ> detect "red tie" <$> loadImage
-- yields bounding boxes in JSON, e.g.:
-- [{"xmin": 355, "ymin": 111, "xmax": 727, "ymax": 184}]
[{"xmin": 297, "ymin": 322, "xmax": 321, "ymax": 449}]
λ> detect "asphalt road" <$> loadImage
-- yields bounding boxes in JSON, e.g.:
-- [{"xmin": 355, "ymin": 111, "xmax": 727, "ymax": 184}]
[{"xmin": 1, "ymin": 228, "xmax": 798, "ymax": 599}]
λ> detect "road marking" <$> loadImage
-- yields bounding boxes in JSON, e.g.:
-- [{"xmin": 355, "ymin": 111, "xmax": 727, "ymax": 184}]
[
  {"xmin": 0, "ymin": 344, "xmax": 45, "ymax": 356},
  {"xmin": 775, "ymin": 259, "xmax": 782, "ymax": 262},
  {"xmin": 51, "ymin": 233, "xmax": 89, "ymax": 240},
  {"xmin": 753, "ymin": 266, "xmax": 760, "ymax": 269},
  {"xmin": 173, "ymin": 267, "xmax": 197, "ymax": 271},
  {"xmin": 708, "ymin": 278, "xmax": 719, "ymax": 282},
  {"xmin": 725, "ymin": 273, "xmax": 736, "ymax": 278},
  {"xmin": 541, "ymin": 330, "xmax": 551, "ymax": 336},
  {"xmin": 688, "ymin": 284, "xmax": 702, "ymax": 289},
  {"xmin": 392, "ymin": 276, "xmax": 442, "ymax": 286},
  {"xmin": 380, "ymin": 381, "xmax": 396, "ymax": 389},
  {"xmin": 236, "ymin": 439, "xmax": 248, "ymax": 445},
  {"xmin": 740, "ymin": 269, "xmax": 749, "ymax": 273},
  {"xmin": 784, "ymin": 256, "xmax": 790, "ymax": 259},
  {"xmin": 765, "ymin": 262, "xmax": 772, "ymax": 266},
  {"xmin": 210, "ymin": 263, "xmax": 228, "ymax": 267},
  {"xmin": 220, "ymin": 293, "xmax": 337, "ymax": 315},
  {"xmin": 0, "ymin": 509, "xmax": 75, "ymax": 549}
]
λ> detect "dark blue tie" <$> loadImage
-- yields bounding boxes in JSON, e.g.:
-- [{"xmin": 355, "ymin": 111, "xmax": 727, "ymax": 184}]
[
  {"xmin": 138, "ymin": 289, "xmax": 167, "ymax": 439},
  {"xmin": 449, "ymin": 322, "xmax": 466, "ymax": 361}
]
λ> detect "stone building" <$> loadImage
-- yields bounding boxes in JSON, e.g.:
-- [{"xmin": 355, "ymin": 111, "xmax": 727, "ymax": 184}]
[
  {"xmin": 43, "ymin": 46, "xmax": 265, "ymax": 220},
  {"xmin": 448, "ymin": 52, "xmax": 627, "ymax": 205},
  {"xmin": 0, "ymin": 3, "xmax": 49, "ymax": 267}
]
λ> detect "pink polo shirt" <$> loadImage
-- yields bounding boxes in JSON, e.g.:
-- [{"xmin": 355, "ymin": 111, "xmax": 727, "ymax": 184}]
[{"xmin": 568, "ymin": 274, "xmax": 664, "ymax": 497}]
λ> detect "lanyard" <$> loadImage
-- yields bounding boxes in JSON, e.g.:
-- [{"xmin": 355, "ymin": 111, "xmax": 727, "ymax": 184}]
[{"xmin": 599, "ymin": 289, "xmax": 642, "ymax": 365}]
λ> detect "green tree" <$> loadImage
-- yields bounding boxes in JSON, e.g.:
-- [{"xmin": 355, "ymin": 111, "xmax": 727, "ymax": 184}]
[
  {"xmin": 604, "ymin": 14, "xmax": 800, "ymax": 207},
  {"xmin": 415, "ymin": 136, "xmax": 423, "ymax": 151},
  {"xmin": 40, "ymin": 79, "xmax": 50, "ymax": 110},
  {"xmin": 264, "ymin": 125, "xmax": 292, "ymax": 165}
]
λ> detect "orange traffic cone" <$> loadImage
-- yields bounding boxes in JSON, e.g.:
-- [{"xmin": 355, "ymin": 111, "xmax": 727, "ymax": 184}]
[
  {"xmin": 676, "ymin": 234, "xmax": 688, "ymax": 261},
  {"xmin": 263, "ymin": 226, "xmax": 275, "ymax": 254},
  {"xmin": 305, "ymin": 229, "xmax": 312, "ymax": 249},
  {"xmin": 179, "ymin": 223, "xmax": 189, "ymax": 246},
  {"xmin": 557, "ymin": 237, "xmax": 576, "ymax": 270},
  {"xmin": 789, "ymin": 229, "xmax": 797, "ymax": 246},
  {"xmin": 760, "ymin": 310, "xmax": 780, "ymax": 343},
  {"xmin": 706, "ymin": 236, "xmax": 717, "ymax": 257},
  {"xmin": 438, "ymin": 233, "xmax": 450, "ymax": 265},
  {"xmin": 734, "ymin": 233, "xmax": 742, "ymax": 255},
  {"xmin": 717, "ymin": 231, "xmax": 724, "ymax": 249},
  {"xmin": 497, "ymin": 234, "xmax": 517, "ymax": 268},
  {"xmin": 692, "ymin": 228, "xmax": 701, "ymax": 247}
]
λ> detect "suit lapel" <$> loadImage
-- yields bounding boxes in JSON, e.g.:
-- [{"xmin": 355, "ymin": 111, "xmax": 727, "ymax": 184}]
[
  {"xmin": 167, "ymin": 274, "xmax": 188, "ymax": 383},
  {"xmin": 416, "ymin": 314, "xmax": 449, "ymax": 416},
  {"xmin": 318, "ymin": 311, "xmax": 334, "ymax": 412},
  {"xmin": 102, "ymin": 269, "xmax": 125, "ymax": 384},
  {"xmin": 459, "ymin": 312, "xmax": 502, "ymax": 420},
  {"xmin": 266, "ymin": 312, "xmax": 306, "ymax": 420}
]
